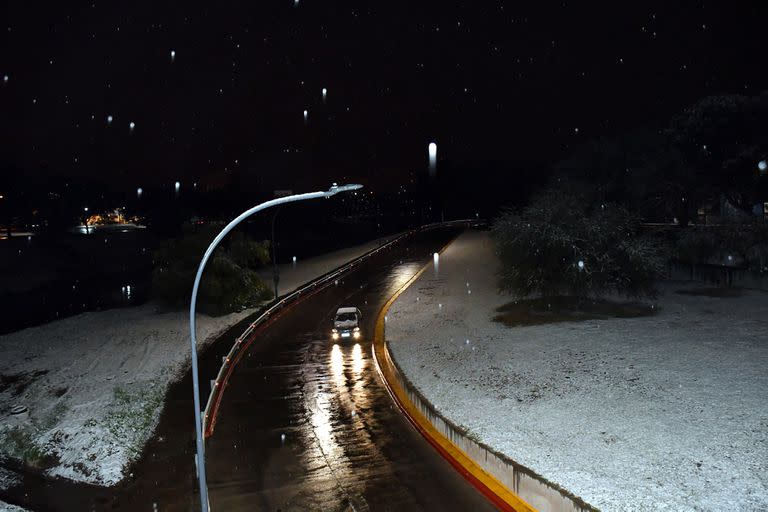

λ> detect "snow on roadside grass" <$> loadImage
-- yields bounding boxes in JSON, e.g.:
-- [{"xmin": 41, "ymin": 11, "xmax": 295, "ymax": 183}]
[
  {"xmin": 0, "ymin": 236, "xmax": 394, "ymax": 487},
  {"xmin": 0, "ymin": 499, "xmax": 31, "ymax": 512},
  {"xmin": 387, "ymin": 230, "xmax": 768, "ymax": 512},
  {"xmin": 0, "ymin": 466, "xmax": 21, "ymax": 494},
  {"xmin": 0, "ymin": 304, "xmax": 256, "ymax": 486}
]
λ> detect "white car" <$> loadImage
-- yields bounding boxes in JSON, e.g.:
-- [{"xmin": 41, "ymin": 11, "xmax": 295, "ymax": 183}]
[{"xmin": 331, "ymin": 306, "xmax": 362, "ymax": 340}]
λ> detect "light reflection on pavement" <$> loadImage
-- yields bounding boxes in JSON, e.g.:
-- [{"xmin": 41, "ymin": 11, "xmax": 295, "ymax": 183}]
[
  {"xmin": 3, "ymin": 228, "xmax": 499, "ymax": 512},
  {"xmin": 202, "ymin": 230, "xmax": 497, "ymax": 511}
]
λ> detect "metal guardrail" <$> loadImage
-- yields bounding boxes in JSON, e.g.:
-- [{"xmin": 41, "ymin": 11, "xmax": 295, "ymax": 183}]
[{"xmin": 202, "ymin": 219, "xmax": 482, "ymax": 438}]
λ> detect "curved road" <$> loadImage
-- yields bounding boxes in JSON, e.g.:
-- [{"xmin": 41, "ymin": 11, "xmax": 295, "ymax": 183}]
[
  {"xmin": 2, "ymin": 227, "xmax": 497, "ymax": 512},
  {"xmin": 204, "ymin": 226, "xmax": 496, "ymax": 511}
]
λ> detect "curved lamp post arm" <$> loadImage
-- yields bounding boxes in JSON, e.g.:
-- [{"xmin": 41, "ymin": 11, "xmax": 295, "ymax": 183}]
[{"xmin": 189, "ymin": 183, "xmax": 361, "ymax": 512}]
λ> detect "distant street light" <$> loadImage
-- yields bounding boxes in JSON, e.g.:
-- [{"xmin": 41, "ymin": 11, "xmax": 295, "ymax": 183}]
[
  {"xmin": 759, "ymin": 160, "xmax": 767, "ymax": 173},
  {"xmin": 322, "ymin": 87, "xmax": 327, "ymax": 102},
  {"xmin": 175, "ymin": 181, "xmax": 181, "ymax": 196},
  {"xmin": 428, "ymin": 142, "xmax": 437, "ymax": 177},
  {"xmin": 188, "ymin": 183, "xmax": 363, "ymax": 512},
  {"xmin": 137, "ymin": 187, "xmax": 143, "ymax": 199},
  {"xmin": 303, "ymin": 109, "xmax": 308, "ymax": 124}
]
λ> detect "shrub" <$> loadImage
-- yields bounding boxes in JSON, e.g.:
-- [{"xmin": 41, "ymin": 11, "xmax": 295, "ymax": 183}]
[
  {"xmin": 492, "ymin": 187, "xmax": 665, "ymax": 300},
  {"xmin": 229, "ymin": 232, "xmax": 271, "ymax": 269},
  {"xmin": 151, "ymin": 224, "xmax": 273, "ymax": 315},
  {"xmin": 0, "ymin": 426, "xmax": 48, "ymax": 467}
]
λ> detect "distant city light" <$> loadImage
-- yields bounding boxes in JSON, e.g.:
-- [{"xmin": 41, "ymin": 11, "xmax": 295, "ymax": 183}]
[
  {"xmin": 129, "ymin": 121, "xmax": 135, "ymax": 131},
  {"xmin": 292, "ymin": 256, "xmax": 297, "ymax": 263},
  {"xmin": 107, "ymin": 115, "xmax": 113, "ymax": 124},
  {"xmin": 170, "ymin": 49, "xmax": 176, "ymax": 62},
  {"xmin": 578, "ymin": 260, "xmax": 585, "ymax": 270},
  {"xmin": 303, "ymin": 109, "xmax": 308, "ymax": 123},
  {"xmin": 322, "ymin": 87, "xmax": 327, "ymax": 102},
  {"xmin": 175, "ymin": 181, "xmax": 181, "ymax": 194},
  {"xmin": 3, "ymin": 74, "xmax": 8, "ymax": 83},
  {"xmin": 137, "ymin": 187, "xmax": 143, "ymax": 198},
  {"xmin": 428, "ymin": 142, "xmax": 437, "ymax": 176},
  {"xmin": 759, "ymin": 160, "xmax": 767, "ymax": 173},
  {"xmin": 84, "ymin": 207, "xmax": 89, "ymax": 212}
]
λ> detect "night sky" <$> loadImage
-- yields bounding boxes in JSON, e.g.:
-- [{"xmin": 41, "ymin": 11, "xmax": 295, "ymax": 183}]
[{"xmin": 2, "ymin": 1, "xmax": 767, "ymax": 193}]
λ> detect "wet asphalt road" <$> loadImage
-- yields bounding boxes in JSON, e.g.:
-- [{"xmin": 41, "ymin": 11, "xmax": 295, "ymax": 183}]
[
  {"xmin": 2, "ymin": 227, "xmax": 497, "ymax": 512},
  {"xmin": 204, "ymin": 226, "xmax": 496, "ymax": 512}
]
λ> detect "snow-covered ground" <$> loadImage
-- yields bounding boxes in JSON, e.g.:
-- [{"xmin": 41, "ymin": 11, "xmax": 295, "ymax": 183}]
[
  {"xmin": 0, "ymin": 235, "xmax": 393, "ymax": 488},
  {"xmin": 387, "ymin": 231, "xmax": 768, "ymax": 511},
  {"xmin": 0, "ymin": 467, "xmax": 29, "ymax": 510},
  {"xmin": 0, "ymin": 499, "xmax": 30, "ymax": 512}
]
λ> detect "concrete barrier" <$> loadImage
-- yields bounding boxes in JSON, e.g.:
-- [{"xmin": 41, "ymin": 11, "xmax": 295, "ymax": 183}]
[
  {"xmin": 202, "ymin": 220, "xmax": 481, "ymax": 438},
  {"xmin": 372, "ymin": 240, "xmax": 598, "ymax": 512}
]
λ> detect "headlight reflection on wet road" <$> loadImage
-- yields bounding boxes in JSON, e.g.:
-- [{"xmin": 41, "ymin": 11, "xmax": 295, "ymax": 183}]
[{"xmin": 351, "ymin": 343, "xmax": 365, "ymax": 376}]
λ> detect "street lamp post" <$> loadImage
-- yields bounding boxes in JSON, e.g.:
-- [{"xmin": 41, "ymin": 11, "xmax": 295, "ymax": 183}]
[
  {"xmin": 271, "ymin": 207, "xmax": 281, "ymax": 301},
  {"xmin": 188, "ymin": 183, "xmax": 362, "ymax": 512}
]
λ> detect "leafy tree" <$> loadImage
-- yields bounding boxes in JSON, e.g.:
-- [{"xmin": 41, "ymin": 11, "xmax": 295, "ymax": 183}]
[
  {"xmin": 667, "ymin": 93, "xmax": 768, "ymax": 220},
  {"xmin": 151, "ymin": 224, "xmax": 272, "ymax": 315},
  {"xmin": 553, "ymin": 130, "xmax": 701, "ymax": 224},
  {"xmin": 491, "ymin": 186, "xmax": 664, "ymax": 300},
  {"xmin": 552, "ymin": 93, "xmax": 768, "ymax": 226},
  {"xmin": 229, "ymin": 232, "xmax": 271, "ymax": 268}
]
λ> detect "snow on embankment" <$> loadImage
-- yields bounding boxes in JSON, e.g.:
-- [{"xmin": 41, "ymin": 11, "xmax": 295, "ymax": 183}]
[
  {"xmin": 0, "ymin": 236, "xmax": 392, "ymax": 487},
  {"xmin": 0, "ymin": 499, "xmax": 31, "ymax": 512},
  {"xmin": 387, "ymin": 230, "xmax": 768, "ymax": 511},
  {"xmin": 0, "ymin": 304, "xmax": 256, "ymax": 486}
]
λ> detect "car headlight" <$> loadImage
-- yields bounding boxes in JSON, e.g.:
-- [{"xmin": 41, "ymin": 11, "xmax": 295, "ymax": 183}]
[
  {"xmin": 332, "ymin": 328, "xmax": 338, "ymax": 333},
  {"xmin": 353, "ymin": 331, "xmax": 361, "ymax": 338},
  {"xmin": 353, "ymin": 327, "xmax": 360, "ymax": 331},
  {"xmin": 332, "ymin": 332, "xmax": 339, "ymax": 340}
]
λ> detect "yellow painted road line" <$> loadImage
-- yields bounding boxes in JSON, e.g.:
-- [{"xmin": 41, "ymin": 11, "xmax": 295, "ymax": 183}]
[{"xmin": 372, "ymin": 237, "xmax": 537, "ymax": 512}]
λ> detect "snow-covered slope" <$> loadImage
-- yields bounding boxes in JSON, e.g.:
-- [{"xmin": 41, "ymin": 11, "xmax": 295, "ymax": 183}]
[
  {"xmin": 0, "ymin": 235, "xmax": 393, "ymax": 487},
  {"xmin": 387, "ymin": 230, "xmax": 768, "ymax": 511}
]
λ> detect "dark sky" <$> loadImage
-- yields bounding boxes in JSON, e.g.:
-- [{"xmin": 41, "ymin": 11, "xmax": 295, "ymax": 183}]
[{"xmin": 2, "ymin": 1, "xmax": 767, "ymax": 192}]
